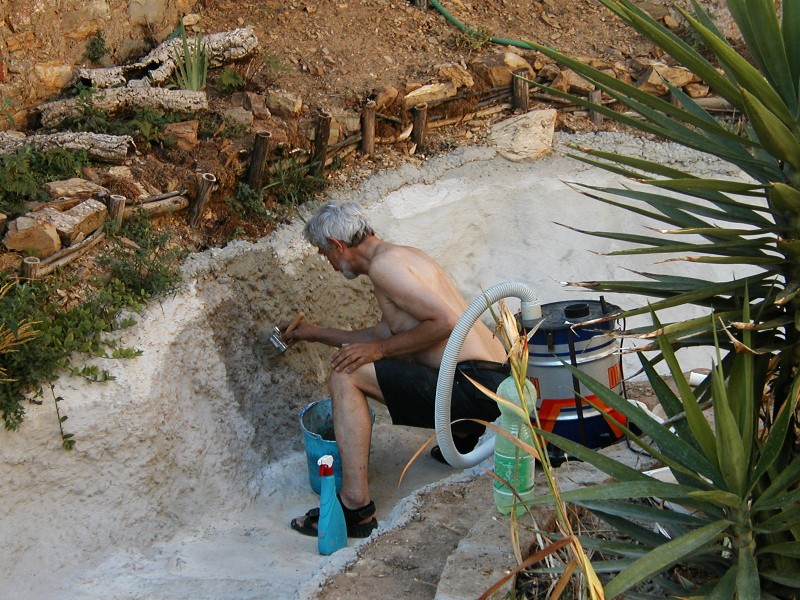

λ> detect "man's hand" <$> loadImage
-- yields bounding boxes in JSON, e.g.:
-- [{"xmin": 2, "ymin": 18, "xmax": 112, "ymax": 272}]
[
  {"xmin": 331, "ymin": 341, "xmax": 384, "ymax": 374},
  {"xmin": 281, "ymin": 319, "xmax": 317, "ymax": 342}
]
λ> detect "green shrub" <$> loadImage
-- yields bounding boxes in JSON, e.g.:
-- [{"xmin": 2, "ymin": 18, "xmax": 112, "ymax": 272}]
[
  {"xmin": 83, "ymin": 30, "xmax": 108, "ymax": 63},
  {"xmin": 216, "ymin": 67, "xmax": 245, "ymax": 93},
  {"xmin": 226, "ymin": 182, "xmax": 272, "ymax": 220}
]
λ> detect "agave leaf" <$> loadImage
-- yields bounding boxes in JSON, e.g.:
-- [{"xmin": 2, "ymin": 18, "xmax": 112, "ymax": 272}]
[
  {"xmin": 579, "ymin": 499, "xmax": 708, "ymax": 527},
  {"xmin": 751, "ymin": 373, "xmax": 800, "ymax": 490},
  {"xmin": 740, "ymin": 88, "xmax": 800, "ymax": 172},
  {"xmin": 757, "ymin": 541, "xmax": 800, "ymax": 558},
  {"xmin": 567, "ymin": 145, "xmax": 705, "ymax": 179},
  {"xmin": 710, "ymin": 366, "xmax": 747, "ymax": 495},
  {"xmin": 703, "ymin": 564, "xmax": 738, "ymax": 600},
  {"xmin": 760, "ymin": 568, "xmax": 800, "ymax": 588},
  {"xmin": 603, "ymin": 519, "xmax": 730, "ymax": 598},
  {"xmin": 756, "ymin": 505, "xmax": 800, "ymax": 533},
  {"xmin": 769, "ymin": 183, "xmax": 800, "ymax": 227},
  {"xmin": 680, "ymin": 7, "xmax": 796, "ymax": 127},
  {"xmin": 688, "ymin": 490, "xmax": 742, "ymax": 510},
  {"xmin": 785, "ymin": 0, "xmax": 800, "ymax": 95},
  {"xmin": 734, "ymin": 541, "xmax": 760, "ymax": 600},
  {"xmin": 642, "ymin": 178, "xmax": 766, "ymax": 196},
  {"xmin": 725, "ymin": 0, "xmax": 797, "ymax": 111},
  {"xmin": 753, "ymin": 454, "xmax": 800, "ymax": 510}
]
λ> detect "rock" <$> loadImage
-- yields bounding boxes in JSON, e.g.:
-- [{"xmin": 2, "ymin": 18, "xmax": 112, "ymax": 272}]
[
  {"xmin": 635, "ymin": 63, "xmax": 698, "ymax": 96},
  {"xmin": 244, "ymin": 92, "xmax": 272, "ymax": 119},
  {"xmin": 265, "ymin": 89, "xmax": 303, "ymax": 117},
  {"xmin": 403, "ymin": 82, "xmax": 458, "ymax": 108},
  {"xmin": 0, "ymin": 213, "xmax": 6, "ymax": 236},
  {"xmin": 435, "ymin": 63, "xmax": 475, "ymax": 89},
  {"xmin": 6, "ymin": 32, "xmax": 41, "ymax": 53},
  {"xmin": 663, "ymin": 14, "xmax": 680, "ymax": 28},
  {"xmin": 44, "ymin": 178, "xmax": 108, "ymax": 200},
  {"xmin": 163, "ymin": 120, "xmax": 199, "ymax": 151},
  {"xmin": 552, "ymin": 68, "xmax": 595, "ymax": 94},
  {"xmin": 3, "ymin": 217, "xmax": 61, "ymax": 258},
  {"xmin": 471, "ymin": 52, "xmax": 534, "ymax": 87},
  {"xmin": 374, "ymin": 86, "xmax": 399, "ymax": 110},
  {"xmin": 34, "ymin": 62, "xmax": 74, "ymax": 90},
  {"xmin": 182, "ymin": 13, "xmax": 201, "ymax": 26},
  {"xmin": 685, "ymin": 82, "xmax": 710, "ymax": 98},
  {"xmin": 488, "ymin": 109, "xmax": 557, "ymax": 162},
  {"xmin": 27, "ymin": 199, "xmax": 107, "ymax": 246},
  {"xmin": 537, "ymin": 63, "xmax": 561, "ymax": 81},
  {"xmin": 223, "ymin": 106, "xmax": 254, "ymax": 128}
]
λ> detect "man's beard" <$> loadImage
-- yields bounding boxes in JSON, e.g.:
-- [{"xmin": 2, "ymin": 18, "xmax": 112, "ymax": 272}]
[{"xmin": 339, "ymin": 260, "xmax": 357, "ymax": 280}]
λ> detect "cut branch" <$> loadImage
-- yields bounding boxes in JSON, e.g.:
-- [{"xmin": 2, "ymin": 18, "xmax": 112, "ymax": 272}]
[{"xmin": 0, "ymin": 131, "xmax": 133, "ymax": 163}]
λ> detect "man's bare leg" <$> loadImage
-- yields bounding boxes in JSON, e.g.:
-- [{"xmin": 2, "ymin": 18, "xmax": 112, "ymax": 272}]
[{"xmin": 293, "ymin": 363, "xmax": 383, "ymax": 529}]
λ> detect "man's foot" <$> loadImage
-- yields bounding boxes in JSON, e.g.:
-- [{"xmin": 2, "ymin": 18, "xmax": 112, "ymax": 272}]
[
  {"xmin": 290, "ymin": 495, "xmax": 378, "ymax": 538},
  {"xmin": 430, "ymin": 433, "xmax": 481, "ymax": 465}
]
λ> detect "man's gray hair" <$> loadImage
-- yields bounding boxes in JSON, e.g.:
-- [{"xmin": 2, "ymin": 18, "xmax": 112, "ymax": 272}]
[{"xmin": 303, "ymin": 201, "xmax": 375, "ymax": 250}]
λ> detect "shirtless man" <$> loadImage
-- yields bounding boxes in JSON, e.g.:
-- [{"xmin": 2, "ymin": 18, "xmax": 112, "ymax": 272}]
[{"xmin": 287, "ymin": 201, "xmax": 508, "ymax": 538}]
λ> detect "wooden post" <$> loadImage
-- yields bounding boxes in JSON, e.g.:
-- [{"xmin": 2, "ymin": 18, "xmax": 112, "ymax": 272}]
[
  {"xmin": 411, "ymin": 103, "xmax": 427, "ymax": 153},
  {"xmin": 109, "ymin": 195, "xmax": 126, "ymax": 228},
  {"xmin": 22, "ymin": 256, "xmax": 40, "ymax": 280},
  {"xmin": 247, "ymin": 131, "xmax": 272, "ymax": 191},
  {"xmin": 512, "ymin": 69, "xmax": 529, "ymax": 111},
  {"xmin": 188, "ymin": 172, "xmax": 217, "ymax": 228},
  {"xmin": 312, "ymin": 111, "xmax": 332, "ymax": 178},
  {"xmin": 360, "ymin": 100, "xmax": 376, "ymax": 157},
  {"xmin": 589, "ymin": 90, "xmax": 604, "ymax": 126}
]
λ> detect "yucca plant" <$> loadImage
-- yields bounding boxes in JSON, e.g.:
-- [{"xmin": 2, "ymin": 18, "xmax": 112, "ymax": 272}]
[
  {"xmin": 172, "ymin": 22, "xmax": 208, "ymax": 91},
  {"xmin": 513, "ymin": 0, "xmax": 800, "ymax": 597}
]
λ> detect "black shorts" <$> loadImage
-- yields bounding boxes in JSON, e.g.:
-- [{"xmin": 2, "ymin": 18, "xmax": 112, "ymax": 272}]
[{"xmin": 374, "ymin": 359, "xmax": 509, "ymax": 438}]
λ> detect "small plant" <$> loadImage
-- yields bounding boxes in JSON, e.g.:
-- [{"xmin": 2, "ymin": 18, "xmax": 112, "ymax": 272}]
[
  {"xmin": 263, "ymin": 157, "xmax": 328, "ymax": 213},
  {"xmin": 1, "ymin": 95, "xmax": 16, "ymax": 127},
  {"xmin": 0, "ymin": 146, "xmax": 90, "ymax": 215},
  {"xmin": 455, "ymin": 26, "xmax": 492, "ymax": 52},
  {"xmin": 51, "ymin": 385, "xmax": 75, "ymax": 450},
  {"xmin": 83, "ymin": 30, "xmax": 108, "ymax": 64},
  {"xmin": 243, "ymin": 52, "xmax": 291, "ymax": 88},
  {"xmin": 58, "ymin": 83, "xmax": 112, "ymax": 133},
  {"xmin": 173, "ymin": 23, "xmax": 208, "ymax": 91},
  {"xmin": 216, "ymin": 67, "xmax": 245, "ymax": 93},
  {"xmin": 227, "ymin": 182, "xmax": 272, "ymax": 221}
]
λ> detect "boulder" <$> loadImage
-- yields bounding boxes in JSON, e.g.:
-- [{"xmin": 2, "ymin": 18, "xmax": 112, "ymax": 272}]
[
  {"xmin": 244, "ymin": 92, "xmax": 272, "ymax": 119},
  {"xmin": 34, "ymin": 62, "xmax": 74, "ymax": 90},
  {"xmin": 435, "ymin": 63, "xmax": 475, "ymax": 89},
  {"xmin": 265, "ymin": 90, "xmax": 303, "ymax": 117},
  {"xmin": 26, "ymin": 199, "xmax": 107, "ymax": 246},
  {"xmin": 552, "ymin": 68, "xmax": 596, "ymax": 94},
  {"xmin": 374, "ymin": 86, "xmax": 399, "ymax": 111},
  {"xmin": 471, "ymin": 52, "xmax": 534, "ymax": 87},
  {"xmin": 44, "ymin": 178, "xmax": 108, "ymax": 200},
  {"xmin": 163, "ymin": 120, "xmax": 199, "ymax": 151},
  {"xmin": 3, "ymin": 217, "xmax": 61, "ymax": 258},
  {"xmin": 488, "ymin": 109, "xmax": 557, "ymax": 162}
]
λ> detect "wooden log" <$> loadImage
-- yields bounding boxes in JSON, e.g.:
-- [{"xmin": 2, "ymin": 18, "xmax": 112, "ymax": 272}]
[
  {"xmin": 187, "ymin": 173, "xmax": 217, "ymax": 227},
  {"xmin": 360, "ymin": 101, "xmax": 376, "ymax": 157},
  {"xmin": 0, "ymin": 131, "xmax": 133, "ymax": 163},
  {"xmin": 22, "ymin": 257, "xmax": 41, "ymax": 280},
  {"xmin": 74, "ymin": 28, "xmax": 260, "ymax": 89},
  {"xmin": 39, "ymin": 88, "xmax": 208, "ymax": 129},
  {"xmin": 109, "ymin": 195, "xmax": 126, "ymax": 227},
  {"xmin": 589, "ymin": 89, "xmax": 604, "ymax": 125},
  {"xmin": 427, "ymin": 103, "xmax": 510, "ymax": 129},
  {"xmin": 128, "ymin": 189, "xmax": 187, "ymax": 206},
  {"xmin": 512, "ymin": 69, "xmax": 530, "ymax": 111},
  {"xmin": 38, "ymin": 230, "xmax": 106, "ymax": 277},
  {"xmin": 37, "ymin": 196, "xmax": 85, "ymax": 211},
  {"xmin": 411, "ymin": 103, "xmax": 428, "ymax": 152},
  {"xmin": 125, "ymin": 195, "xmax": 189, "ymax": 220},
  {"xmin": 247, "ymin": 131, "xmax": 272, "ymax": 191},
  {"xmin": 312, "ymin": 111, "xmax": 332, "ymax": 178}
]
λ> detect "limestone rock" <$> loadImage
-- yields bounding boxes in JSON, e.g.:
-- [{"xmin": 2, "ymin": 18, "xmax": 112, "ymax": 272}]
[
  {"xmin": 163, "ymin": 120, "xmax": 199, "ymax": 151},
  {"xmin": 34, "ymin": 62, "xmax": 74, "ymax": 90},
  {"xmin": 44, "ymin": 178, "xmax": 109, "ymax": 200},
  {"xmin": 244, "ymin": 92, "xmax": 272, "ymax": 119},
  {"xmin": 471, "ymin": 52, "xmax": 534, "ymax": 87},
  {"xmin": 634, "ymin": 61, "xmax": 700, "ymax": 96},
  {"xmin": 685, "ymin": 82, "xmax": 710, "ymax": 98},
  {"xmin": 266, "ymin": 89, "xmax": 303, "ymax": 117},
  {"xmin": 7, "ymin": 32, "xmax": 41, "ymax": 53},
  {"xmin": 552, "ymin": 68, "xmax": 595, "ymax": 94},
  {"xmin": 488, "ymin": 109, "xmax": 557, "ymax": 162},
  {"xmin": 403, "ymin": 82, "xmax": 458, "ymax": 108},
  {"xmin": 3, "ymin": 217, "xmax": 61, "ymax": 258},
  {"xmin": 374, "ymin": 86, "xmax": 399, "ymax": 111},
  {"xmin": 27, "ymin": 199, "xmax": 107, "ymax": 246},
  {"xmin": 435, "ymin": 63, "xmax": 475, "ymax": 89},
  {"xmin": 223, "ymin": 106, "xmax": 254, "ymax": 129}
]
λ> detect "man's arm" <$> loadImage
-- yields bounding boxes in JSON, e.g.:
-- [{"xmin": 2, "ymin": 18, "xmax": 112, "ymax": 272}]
[{"xmin": 284, "ymin": 319, "xmax": 391, "ymax": 348}]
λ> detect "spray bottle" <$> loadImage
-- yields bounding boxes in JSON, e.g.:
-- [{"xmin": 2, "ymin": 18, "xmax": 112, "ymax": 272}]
[
  {"xmin": 317, "ymin": 455, "xmax": 347, "ymax": 555},
  {"xmin": 493, "ymin": 376, "xmax": 536, "ymax": 516}
]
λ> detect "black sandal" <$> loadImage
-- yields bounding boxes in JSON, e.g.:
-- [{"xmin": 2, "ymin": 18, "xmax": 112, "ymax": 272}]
[{"xmin": 290, "ymin": 495, "xmax": 378, "ymax": 538}]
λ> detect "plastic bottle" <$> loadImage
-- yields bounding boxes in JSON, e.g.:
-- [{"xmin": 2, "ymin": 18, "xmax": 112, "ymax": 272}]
[
  {"xmin": 317, "ymin": 455, "xmax": 347, "ymax": 555},
  {"xmin": 493, "ymin": 376, "xmax": 536, "ymax": 516}
]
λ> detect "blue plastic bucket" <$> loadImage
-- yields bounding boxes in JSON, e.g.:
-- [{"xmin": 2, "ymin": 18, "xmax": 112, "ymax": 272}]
[{"xmin": 300, "ymin": 398, "xmax": 375, "ymax": 494}]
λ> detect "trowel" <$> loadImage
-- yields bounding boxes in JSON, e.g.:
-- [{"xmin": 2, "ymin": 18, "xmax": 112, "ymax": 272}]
[{"xmin": 267, "ymin": 312, "xmax": 305, "ymax": 358}]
